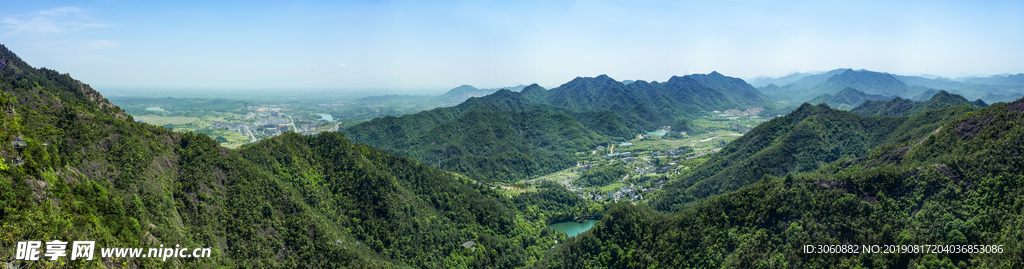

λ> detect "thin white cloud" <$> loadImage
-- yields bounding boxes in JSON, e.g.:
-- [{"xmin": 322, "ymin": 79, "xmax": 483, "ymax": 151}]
[
  {"xmin": 339, "ymin": 63, "xmax": 348, "ymax": 66},
  {"xmin": 1, "ymin": 6, "xmax": 110, "ymax": 35},
  {"xmin": 37, "ymin": 7, "xmax": 83, "ymax": 16},
  {"xmin": 86, "ymin": 40, "xmax": 121, "ymax": 50}
]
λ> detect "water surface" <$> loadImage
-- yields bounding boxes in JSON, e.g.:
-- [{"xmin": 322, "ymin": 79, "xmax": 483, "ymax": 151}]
[{"xmin": 549, "ymin": 220, "xmax": 598, "ymax": 237}]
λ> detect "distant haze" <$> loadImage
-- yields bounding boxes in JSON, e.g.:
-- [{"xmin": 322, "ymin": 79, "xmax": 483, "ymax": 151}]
[{"xmin": 2, "ymin": 0, "xmax": 1022, "ymax": 93}]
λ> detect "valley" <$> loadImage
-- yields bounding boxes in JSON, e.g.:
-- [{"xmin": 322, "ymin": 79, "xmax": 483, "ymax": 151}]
[{"xmin": 512, "ymin": 115, "xmax": 769, "ymax": 204}]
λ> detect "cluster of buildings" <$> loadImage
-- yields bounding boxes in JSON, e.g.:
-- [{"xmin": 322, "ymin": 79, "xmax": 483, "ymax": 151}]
[{"xmin": 210, "ymin": 121, "xmax": 251, "ymax": 136}]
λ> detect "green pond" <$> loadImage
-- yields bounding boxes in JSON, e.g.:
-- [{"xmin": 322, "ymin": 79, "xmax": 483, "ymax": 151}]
[
  {"xmin": 647, "ymin": 130, "xmax": 667, "ymax": 136},
  {"xmin": 549, "ymin": 220, "xmax": 598, "ymax": 237}
]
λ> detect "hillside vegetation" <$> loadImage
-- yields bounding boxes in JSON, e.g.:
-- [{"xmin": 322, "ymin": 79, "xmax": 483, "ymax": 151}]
[
  {"xmin": 0, "ymin": 44, "xmax": 586, "ymax": 268},
  {"xmin": 540, "ymin": 96, "xmax": 1024, "ymax": 268}
]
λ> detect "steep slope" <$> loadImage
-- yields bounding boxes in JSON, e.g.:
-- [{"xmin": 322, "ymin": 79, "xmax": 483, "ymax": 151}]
[
  {"xmin": 0, "ymin": 44, "xmax": 569, "ymax": 268},
  {"xmin": 540, "ymin": 96, "xmax": 1024, "ymax": 268},
  {"xmin": 852, "ymin": 90, "xmax": 987, "ymax": 117},
  {"xmin": 806, "ymin": 87, "xmax": 891, "ymax": 110},
  {"xmin": 653, "ymin": 100, "xmax": 981, "ymax": 211},
  {"xmin": 344, "ymin": 89, "xmax": 608, "ymax": 182}
]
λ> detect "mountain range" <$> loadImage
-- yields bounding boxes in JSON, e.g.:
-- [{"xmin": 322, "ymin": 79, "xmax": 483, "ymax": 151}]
[
  {"xmin": 0, "ymin": 43, "xmax": 584, "ymax": 268},
  {"xmin": 852, "ymin": 90, "xmax": 988, "ymax": 117},
  {"xmin": 343, "ymin": 72, "xmax": 775, "ymax": 181},
  {"xmin": 756, "ymin": 68, "xmax": 1024, "ymax": 104},
  {"xmin": 356, "ymin": 84, "xmax": 530, "ymax": 105},
  {"xmin": 805, "ymin": 87, "xmax": 892, "ymax": 110},
  {"xmin": 6, "ymin": 40, "xmax": 1024, "ymax": 267},
  {"xmin": 546, "ymin": 95, "xmax": 1022, "ymax": 267}
]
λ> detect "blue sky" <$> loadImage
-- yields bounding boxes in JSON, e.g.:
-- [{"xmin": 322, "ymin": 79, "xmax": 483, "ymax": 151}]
[{"xmin": 1, "ymin": 0, "xmax": 1022, "ymax": 94}]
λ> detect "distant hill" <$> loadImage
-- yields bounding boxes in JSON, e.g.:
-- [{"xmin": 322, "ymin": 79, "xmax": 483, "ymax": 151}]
[
  {"xmin": 980, "ymin": 92, "xmax": 1024, "ymax": 103},
  {"xmin": 757, "ymin": 68, "xmax": 851, "ymax": 102},
  {"xmin": 893, "ymin": 74, "xmax": 969, "ymax": 90},
  {"xmin": 761, "ymin": 69, "xmax": 911, "ymax": 103},
  {"xmin": 852, "ymin": 90, "xmax": 987, "ymax": 117},
  {"xmin": 435, "ymin": 84, "xmax": 492, "ymax": 103},
  {"xmin": 686, "ymin": 71, "xmax": 775, "ymax": 107},
  {"xmin": 910, "ymin": 88, "xmax": 939, "ymax": 101},
  {"xmin": 345, "ymin": 73, "xmax": 774, "ymax": 181},
  {"xmin": 809, "ymin": 69, "xmax": 912, "ymax": 98},
  {"xmin": 963, "ymin": 73, "xmax": 1024, "ymax": 85},
  {"xmin": 757, "ymin": 69, "xmax": 1024, "ymax": 106},
  {"xmin": 745, "ymin": 72, "xmax": 816, "ymax": 88},
  {"xmin": 806, "ymin": 87, "xmax": 891, "ymax": 110},
  {"xmin": 356, "ymin": 84, "xmax": 529, "ymax": 105}
]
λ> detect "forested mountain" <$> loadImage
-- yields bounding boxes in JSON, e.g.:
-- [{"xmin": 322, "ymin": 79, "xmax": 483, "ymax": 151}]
[
  {"xmin": 910, "ymin": 89, "xmax": 940, "ymax": 101},
  {"xmin": 756, "ymin": 68, "xmax": 851, "ymax": 101},
  {"xmin": 345, "ymin": 73, "xmax": 774, "ymax": 182},
  {"xmin": 809, "ymin": 69, "xmax": 912, "ymax": 99},
  {"xmin": 435, "ymin": 84, "xmax": 528, "ymax": 103},
  {"xmin": 652, "ymin": 102, "xmax": 981, "ymax": 211},
  {"xmin": 746, "ymin": 71, "xmax": 816, "ymax": 88},
  {"xmin": 851, "ymin": 90, "xmax": 987, "ymax": 117},
  {"xmin": 0, "ymin": 44, "xmax": 581, "ymax": 268},
  {"xmin": 343, "ymin": 89, "xmax": 608, "ymax": 182},
  {"xmin": 686, "ymin": 71, "xmax": 774, "ymax": 107},
  {"xmin": 540, "ymin": 96, "xmax": 1024, "ymax": 268},
  {"xmin": 806, "ymin": 87, "xmax": 891, "ymax": 110}
]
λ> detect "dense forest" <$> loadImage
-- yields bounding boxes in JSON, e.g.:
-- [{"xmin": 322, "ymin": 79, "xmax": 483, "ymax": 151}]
[
  {"xmin": 6, "ymin": 39, "xmax": 1024, "ymax": 268},
  {"xmin": 539, "ymin": 96, "xmax": 1024, "ymax": 267},
  {"xmin": 852, "ymin": 90, "xmax": 988, "ymax": 117},
  {"xmin": 0, "ymin": 44, "xmax": 593, "ymax": 268}
]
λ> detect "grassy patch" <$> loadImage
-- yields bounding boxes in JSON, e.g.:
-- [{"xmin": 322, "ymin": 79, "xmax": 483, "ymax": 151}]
[{"xmin": 598, "ymin": 183, "xmax": 625, "ymax": 192}]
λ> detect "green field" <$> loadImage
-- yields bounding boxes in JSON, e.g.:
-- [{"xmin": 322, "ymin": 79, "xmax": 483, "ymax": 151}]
[{"xmin": 599, "ymin": 183, "xmax": 625, "ymax": 192}]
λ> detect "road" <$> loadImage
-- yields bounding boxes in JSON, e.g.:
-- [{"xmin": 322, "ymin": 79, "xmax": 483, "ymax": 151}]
[
  {"xmin": 287, "ymin": 115, "xmax": 297, "ymax": 133},
  {"xmin": 244, "ymin": 126, "xmax": 257, "ymax": 142}
]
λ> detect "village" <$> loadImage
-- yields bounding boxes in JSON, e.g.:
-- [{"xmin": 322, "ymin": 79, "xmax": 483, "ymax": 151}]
[{"xmin": 508, "ymin": 113, "xmax": 769, "ymax": 204}]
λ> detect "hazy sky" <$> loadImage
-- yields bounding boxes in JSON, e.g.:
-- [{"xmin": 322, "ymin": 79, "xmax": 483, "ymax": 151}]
[{"xmin": 2, "ymin": 0, "xmax": 1022, "ymax": 94}]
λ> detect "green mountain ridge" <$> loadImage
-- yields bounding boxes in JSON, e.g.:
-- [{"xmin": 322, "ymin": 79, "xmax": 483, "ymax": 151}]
[
  {"xmin": 540, "ymin": 95, "xmax": 1024, "ymax": 268},
  {"xmin": 852, "ymin": 90, "xmax": 987, "ymax": 117},
  {"xmin": 344, "ymin": 73, "xmax": 774, "ymax": 182},
  {"xmin": 809, "ymin": 69, "xmax": 912, "ymax": 99},
  {"xmin": 0, "ymin": 44, "xmax": 584, "ymax": 268},
  {"xmin": 806, "ymin": 87, "xmax": 892, "ymax": 110},
  {"xmin": 651, "ymin": 102, "xmax": 968, "ymax": 211}
]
